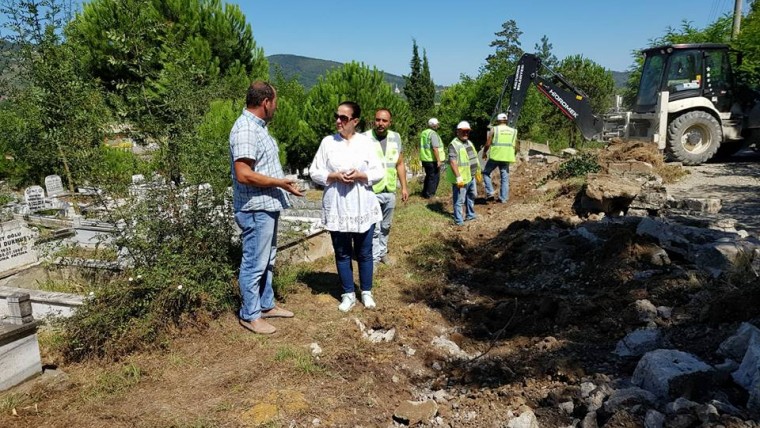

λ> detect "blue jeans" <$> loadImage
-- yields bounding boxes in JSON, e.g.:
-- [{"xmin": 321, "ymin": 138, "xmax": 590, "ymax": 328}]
[
  {"xmin": 373, "ymin": 192, "xmax": 395, "ymax": 261},
  {"xmin": 235, "ymin": 210, "xmax": 279, "ymax": 321},
  {"xmin": 451, "ymin": 181, "xmax": 476, "ymax": 225},
  {"xmin": 483, "ymin": 159, "xmax": 510, "ymax": 202},
  {"xmin": 330, "ymin": 224, "xmax": 375, "ymax": 294}
]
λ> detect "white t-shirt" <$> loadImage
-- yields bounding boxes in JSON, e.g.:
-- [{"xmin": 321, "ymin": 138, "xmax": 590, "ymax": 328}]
[{"xmin": 309, "ymin": 132, "xmax": 383, "ymax": 233}]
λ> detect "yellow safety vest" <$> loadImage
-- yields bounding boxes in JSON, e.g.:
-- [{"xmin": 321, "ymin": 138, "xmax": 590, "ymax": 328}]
[
  {"xmin": 445, "ymin": 139, "xmax": 473, "ymax": 184},
  {"xmin": 363, "ymin": 130, "xmax": 401, "ymax": 193},
  {"xmin": 419, "ymin": 128, "xmax": 436, "ymax": 162},
  {"xmin": 490, "ymin": 124, "xmax": 517, "ymax": 162}
]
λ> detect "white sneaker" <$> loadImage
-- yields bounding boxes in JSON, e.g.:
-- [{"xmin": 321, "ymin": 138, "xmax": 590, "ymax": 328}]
[
  {"xmin": 338, "ymin": 293, "xmax": 356, "ymax": 312},
  {"xmin": 361, "ymin": 291, "xmax": 376, "ymax": 309}
]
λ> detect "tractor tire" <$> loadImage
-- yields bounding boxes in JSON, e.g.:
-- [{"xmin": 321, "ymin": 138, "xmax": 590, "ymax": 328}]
[{"xmin": 666, "ymin": 111, "xmax": 722, "ymax": 165}]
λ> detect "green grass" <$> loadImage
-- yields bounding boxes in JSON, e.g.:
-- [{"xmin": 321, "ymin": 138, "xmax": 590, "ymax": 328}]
[
  {"xmin": 36, "ymin": 279, "xmax": 96, "ymax": 295},
  {"xmin": 53, "ymin": 245, "xmax": 118, "ymax": 261},
  {"xmin": 0, "ymin": 393, "xmax": 30, "ymax": 415},
  {"xmin": 274, "ymin": 346, "xmax": 322, "ymax": 375},
  {"xmin": 273, "ymin": 264, "xmax": 311, "ymax": 297},
  {"xmin": 83, "ymin": 363, "xmax": 143, "ymax": 400}
]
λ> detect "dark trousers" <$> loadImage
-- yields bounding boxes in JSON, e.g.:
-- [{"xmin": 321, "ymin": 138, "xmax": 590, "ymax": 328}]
[
  {"xmin": 421, "ymin": 161, "xmax": 440, "ymax": 198},
  {"xmin": 330, "ymin": 224, "xmax": 375, "ymax": 294}
]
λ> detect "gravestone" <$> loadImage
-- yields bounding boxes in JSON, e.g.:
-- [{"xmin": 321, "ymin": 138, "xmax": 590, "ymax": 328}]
[
  {"xmin": 24, "ymin": 186, "xmax": 45, "ymax": 212},
  {"xmin": 44, "ymin": 175, "xmax": 65, "ymax": 197},
  {"xmin": 0, "ymin": 220, "xmax": 38, "ymax": 275}
]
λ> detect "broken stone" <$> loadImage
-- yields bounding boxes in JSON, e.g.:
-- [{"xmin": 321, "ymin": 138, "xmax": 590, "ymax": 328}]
[
  {"xmin": 364, "ymin": 327, "xmax": 395, "ymax": 343},
  {"xmin": 630, "ymin": 185, "xmax": 668, "ymax": 211},
  {"xmin": 708, "ymin": 399, "xmax": 745, "ymax": 418},
  {"xmin": 581, "ymin": 411, "xmax": 598, "ymax": 428},
  {"xmin": 393, "ymin": 400, "xmax": 438, "ymax": 426},
  {"xmin": 582, "ymin": 173, "xmax": 642, "ymax": 214},
  {"xmin": 634, "ymin": 299, "xmax": 658, "ymax": 323},
  {"xmin": 431, "ymin": 335, "xmax": 471, "ymax": 360},
  {"xmin": 656, "ymin": 306, "xmax": 672, "ymax": 319},
  {"xmin": 614, "ymin": 328, "xmax": 663, "ymax": 357},
  {"xmin": 696, "ymin": 403, "xmax": 719, "ymax": 423},
  {"xmin": 682, "ymin": 198, "xmax": 722, "ymax": 214},
  {"xmin": 667, "ymin": 414, "xmax": 698, "ymax": 428},
  {"xmin": 718, "ymin": 322, "xmax": 760, "ymax": 361},
  {"xmin": 632, "ymin": 349, "xmax": 715, "ymax": 400},
  {"xmin": 732, "ymin": 333, "xmax": 760, "ymax": 390},
  {"xmin": 507, "ymin": 407, "xmax": 539, "ymax": 428},
  {"xmin": 627, "ymin": 209, "xmax": 649, "ymax": 217},
  {"xmin": 580, "ymin": 381, "xmax": 596, "ymax": 398},
  {"xmin": 665, "ymin": 397, "xmax": 699, "ymax": 415},
  {"xmin": 558, "ymin": 400, "xmax": 574, "ymax": 414},
  {"xmin": 694, "ymin": 240, "xmax": 758, "ymax": 278},
  {"xmin": 432, "ymin": 390, "xmax": 449, "ymax": 403},
  {"xmin": 603, "ymin": 387, "xmax": 657, "ymax": 413},
  {"xmin": 605, "ymin": 160, "xmax": 655, "ymax": 175},
  {"xmin": 644, "ymin": 409, "xmax": 665, "ymax": 428},
  {"xmin": 309, "ymin": 342, "xmax": 322, "ymax": 356},
  {"xmin": 561, "ymin": 148, "xmax": 578, "ymax": 157}
]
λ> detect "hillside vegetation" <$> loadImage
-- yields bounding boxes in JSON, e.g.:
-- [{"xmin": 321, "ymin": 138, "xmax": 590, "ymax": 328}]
[{"xmin": 268, "ymin": 54, "xmax": 407, "ymax": 90}]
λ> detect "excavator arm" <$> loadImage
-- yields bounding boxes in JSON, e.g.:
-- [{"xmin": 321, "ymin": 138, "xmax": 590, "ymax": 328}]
[{"xmin": 499, "ymin": 53, "xmax": 604, "ymax": 140}]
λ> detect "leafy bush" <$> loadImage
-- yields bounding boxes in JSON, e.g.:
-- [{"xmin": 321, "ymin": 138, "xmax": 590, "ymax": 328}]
[
  {"xmin": 542, "ymin": 152, "xmax": 601, "ymax": 184},
  {"xmin": 62, "ymin": 183, "xmax": 239, "ymax": 361}
]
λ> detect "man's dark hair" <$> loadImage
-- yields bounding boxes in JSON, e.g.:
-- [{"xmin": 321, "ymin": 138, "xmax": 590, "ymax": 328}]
[
  {"xmin": 339, "ymin": 101, "xmax": 361, "ymax": 119},
  {"xmin": 246, "ymin": 81, "xmax": 275, "ymax": 108},
  {"xmin": 375, "ymin": 107, "xmax": 392, "ymax": 118}
]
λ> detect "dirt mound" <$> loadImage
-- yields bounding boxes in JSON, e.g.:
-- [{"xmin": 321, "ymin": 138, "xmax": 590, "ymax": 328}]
[{"xmin": 3, "ymin": 147, "xmax": 759, "ymax": 428}]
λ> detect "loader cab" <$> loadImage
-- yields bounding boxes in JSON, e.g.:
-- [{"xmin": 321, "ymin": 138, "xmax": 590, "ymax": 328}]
[{"xmin": 634, "ymin": 43, "xmax": 735, "ymax": 114}]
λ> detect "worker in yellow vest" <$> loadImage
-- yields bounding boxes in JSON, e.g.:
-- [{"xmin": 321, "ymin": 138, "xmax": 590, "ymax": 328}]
[
  {"xmin": 419, "ymin": 118, "xmax": 444, "ymax": 199},
  {"xmin": 446, "ymin": 121, "xmax": 478, "ymax": 226},
  {"xmin": 482, "ymin": 112, "xmax": 517, "ymax": 204},
  {"xmin": 363, "ymin": 108, "xmax": 408, "ymax": 265}
]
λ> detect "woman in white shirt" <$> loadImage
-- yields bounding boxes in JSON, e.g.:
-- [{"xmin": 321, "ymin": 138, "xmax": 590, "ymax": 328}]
[{"xmin": 309, "ymin": 101, "xmax": 384, "ymax": 312}]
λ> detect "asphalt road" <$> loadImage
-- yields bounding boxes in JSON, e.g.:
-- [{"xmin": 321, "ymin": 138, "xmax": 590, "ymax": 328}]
[{"xmin": 665, "ymin": 149, "xmax": 760, "ymax": 236}]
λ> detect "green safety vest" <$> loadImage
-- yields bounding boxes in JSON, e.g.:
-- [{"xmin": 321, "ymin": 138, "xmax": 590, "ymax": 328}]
[
  {"xmin": 419, "ymin": 128, "xmax": 436, "ymax": 162},
  {"xmin": 445, "ymin": 139, "xmax": 473, "ymax": 184},
  {"xmin": 490, "ymin": 124, "xmax": 517, "ymax": 162},
  {"xmin": 363, "ymin": 130, "xmax": 401, "ymax": 193}
]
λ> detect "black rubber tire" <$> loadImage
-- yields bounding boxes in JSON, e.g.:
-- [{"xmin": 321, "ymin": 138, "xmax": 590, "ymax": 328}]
[{"xmin": 666, "ymin": 111, "xmax": 722, "ymax": 165}]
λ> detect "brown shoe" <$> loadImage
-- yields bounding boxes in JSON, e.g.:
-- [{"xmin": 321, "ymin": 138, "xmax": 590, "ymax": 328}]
[
  {"xmin": 239, "ymin": 318, "xmax": 276, "ymax": 334},
  {"xmin": 261, "ymin": 306, "xmax": 294, "ymax": 318}
]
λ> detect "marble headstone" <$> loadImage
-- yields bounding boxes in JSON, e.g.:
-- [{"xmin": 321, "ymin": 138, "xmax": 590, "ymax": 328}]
[
  {"xmin": 24, "ymin": 186, "xmax": 45, "ymax": 212},
  {"xmin": 44, "ymin": 175, "xmax": 65, "ymax": 197}
]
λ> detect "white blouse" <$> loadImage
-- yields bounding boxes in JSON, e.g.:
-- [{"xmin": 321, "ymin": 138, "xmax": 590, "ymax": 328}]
[{"xmin": 309, "ymin": 132, "xmax": 384, "ymax": 233}]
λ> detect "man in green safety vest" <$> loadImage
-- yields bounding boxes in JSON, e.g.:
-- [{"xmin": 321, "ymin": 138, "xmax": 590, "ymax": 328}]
[
  {"xmin": 363, "ymin": 108, "xmax": 408, "ymax": 265},
  {"xmin": 482, "ymin": 112, "xmax": 517, "ymax": 204},
  {"xmin": 419, "ymin": 118, "xmax": 444, "ymax": 199},
  {"xmin": 446, "ymin": 121, "xmax": 478, "ymax": 226}
]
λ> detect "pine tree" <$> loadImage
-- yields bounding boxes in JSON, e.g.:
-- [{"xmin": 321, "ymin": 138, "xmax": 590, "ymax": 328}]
[
  {"xmin": 404, "ymin": 40, "xmax": 436, "ymax": 136},
  {"xmin": 421, "ymin": 50, "xmax": 436, "ymax": 118}
]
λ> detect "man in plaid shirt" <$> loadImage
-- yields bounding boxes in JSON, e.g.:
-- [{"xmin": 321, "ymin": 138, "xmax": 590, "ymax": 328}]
[{"xmin": 230, "ymin": 81, "xmax": 303, "ymax": 334}]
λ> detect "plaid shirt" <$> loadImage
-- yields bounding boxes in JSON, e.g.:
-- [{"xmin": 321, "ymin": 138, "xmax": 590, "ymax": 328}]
[{"xmin": 229, "ymin": 109, "xmax": 290, "ymax": 212}]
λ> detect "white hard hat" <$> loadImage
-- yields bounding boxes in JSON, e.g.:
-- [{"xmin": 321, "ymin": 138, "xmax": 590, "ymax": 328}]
[
  {"xmin": 428, "ymin": 118, "xmax": 439, "ymax": 126},
  {"xmin": 456, "ymin": 121, "xmax": 471, "ymax": 130},
  {"xmin": 497, "ymin": 113, "xmax": 508, "ymax": 121}
]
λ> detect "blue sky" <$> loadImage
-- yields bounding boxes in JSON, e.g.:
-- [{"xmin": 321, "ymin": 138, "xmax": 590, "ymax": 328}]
[{"xmin": 235, "ymin": 0, "xmax": 748, "ymax": 85}]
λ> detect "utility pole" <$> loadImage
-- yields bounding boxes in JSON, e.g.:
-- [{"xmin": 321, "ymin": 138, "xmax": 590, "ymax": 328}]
[{"xmin": 733, "ymin": 0, "xmax": 743, "ymax": 40}]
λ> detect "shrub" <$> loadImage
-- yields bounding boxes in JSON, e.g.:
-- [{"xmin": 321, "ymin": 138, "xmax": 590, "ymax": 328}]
[
  {"xmin": 62, "ymin": 182, "xmax": 239, "ymax": 361},
  {"xmin": 541, "ymin": 152, "xmax": 601, "ymax": 185}
]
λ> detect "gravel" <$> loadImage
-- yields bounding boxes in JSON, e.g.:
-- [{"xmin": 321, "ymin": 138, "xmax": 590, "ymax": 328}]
[{"xmin": 664, "ymin": 149, "xmax": 760, "ymax": 236}]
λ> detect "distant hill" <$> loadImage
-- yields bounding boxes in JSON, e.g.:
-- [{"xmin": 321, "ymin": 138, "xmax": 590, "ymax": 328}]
[
  {"xmin": 268, "ymin": 54, "xmax": 406, "ymax": 90},
  {"xmin": 270, "ymin": 54, "xmax": 632, "ymax": 94}
]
